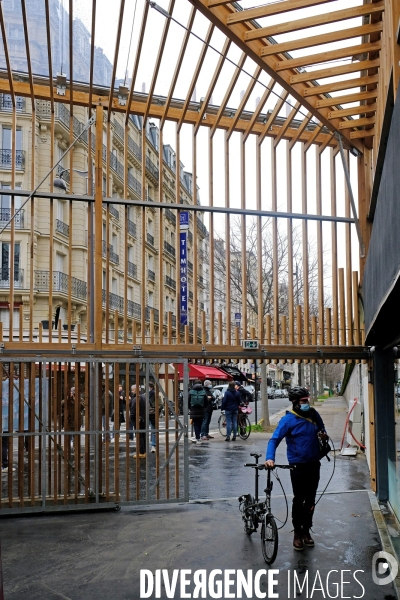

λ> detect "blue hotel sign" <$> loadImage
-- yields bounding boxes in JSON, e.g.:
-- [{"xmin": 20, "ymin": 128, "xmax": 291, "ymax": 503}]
[{"xmin": 180, "ymin": 211, "xmax": 189, "ymax": 326}]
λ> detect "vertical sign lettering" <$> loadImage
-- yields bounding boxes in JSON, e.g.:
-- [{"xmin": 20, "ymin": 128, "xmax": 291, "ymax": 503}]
[{"xmin": 180, "ymin": 211, "xmax": 189, "ymax": 326}]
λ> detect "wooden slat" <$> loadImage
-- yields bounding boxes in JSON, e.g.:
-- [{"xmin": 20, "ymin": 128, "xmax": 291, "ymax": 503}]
[
  {"xmin": 328, "ymin": 103, "xmax": 377, "ymax": 119},
  {"xmin": 194, "ymin": 37, "xmax": 231, "ymax": 135},
  {"xmin": 210, "ymin": 52, "xmax": 247, "ymax": 137},
  {"xmin": 290, "ymin": 59, "xmax": 380, "ymax": 84},
  {"xmin": 303, "ymin": 74, "xmax": 379, "ymax": 97},
  {"xmin": 226, "ymin": 65, "xmax": 262, "ymax": 141},
  {"xmin": 316, "ymin": 90, "xmax": 378, "ymax": 108},
  {"xmin": 242, "ymin": 79, "xmax": 274, "ymax": 143},
  {"xmin": 339, "ymin": 116, "xmax": 376, "ymax": 130},
  {"xmin": 350, "ymin": 127, "xmax": 375, "ymax": 139},
  {"xmin": 177, "ymin": 23, "xmax": 215, "ymax": 132},
  {"xmin": 245, "ymin": 2, "xmax": 384, "ymax": 42},
  {"xmin": 273, "ymin": 101, "xmax": 301, "ymax": 147},
  {"xmin": 275, "ymin": 41, "xmax": 382, "ymax": 72},
  {"xmin": 260, "ymin": 23, "xmax": 383, "ymax": 58},
  {"xmin": 227, "ymin": 0, "xmax": 336, "ymax": 25}
]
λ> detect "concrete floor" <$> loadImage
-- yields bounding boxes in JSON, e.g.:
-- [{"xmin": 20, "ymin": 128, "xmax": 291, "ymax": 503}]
[{"xmin": 0, "ymin": 397, "xmax": 398, "ymax": 599}]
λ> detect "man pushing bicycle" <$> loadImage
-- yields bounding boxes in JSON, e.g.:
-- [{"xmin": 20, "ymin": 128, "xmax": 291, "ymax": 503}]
[{"xmin": 265, "ymin": 386, "xmax": 329, "ymax": 552}]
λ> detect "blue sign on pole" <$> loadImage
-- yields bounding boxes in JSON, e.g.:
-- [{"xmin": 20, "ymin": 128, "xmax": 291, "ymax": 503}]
[
  {"xmin": 235, "ymin": 312, "xmax": 241, "ymax": 327},
  {"xmin": 180, "ymin": 211, "xmax": 189, "ymax": 230},
  {"xmin": 180, "ymin": 231, "xmax": 188, "ymax": 325}
]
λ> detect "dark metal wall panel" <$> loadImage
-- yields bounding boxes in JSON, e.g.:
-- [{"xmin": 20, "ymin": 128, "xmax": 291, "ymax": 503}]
[{"xmin": 363, "ymin": 91, "xmax": 400, "ymax": 346}]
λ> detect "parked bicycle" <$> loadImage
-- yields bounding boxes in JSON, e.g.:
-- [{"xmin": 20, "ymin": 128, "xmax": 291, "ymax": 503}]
[
  {"xmin": 238, "ymin": 452, "xmax": 294, "ymax": 564},
  {"xmin": 218, "ymin": 404, "xmax": 252, "ymax": 440}
]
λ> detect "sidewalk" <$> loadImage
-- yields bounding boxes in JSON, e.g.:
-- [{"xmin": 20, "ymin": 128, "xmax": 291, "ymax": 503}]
[{"xmin": 0, "ymin": 396, "xmax": 399, "ymax": 600}]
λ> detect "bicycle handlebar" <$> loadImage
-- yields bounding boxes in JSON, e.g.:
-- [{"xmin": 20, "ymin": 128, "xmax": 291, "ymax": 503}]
[{"xmin": 244, "ymin": 463, "xmax": 295, "ymax": 470}]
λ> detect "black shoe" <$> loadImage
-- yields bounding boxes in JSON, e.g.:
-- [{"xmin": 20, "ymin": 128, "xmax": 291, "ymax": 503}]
[
  {"xmin": 303, "ymin": 530, "xmax": 315, "ymax": 547},
  {"xmin": 225, "ymin": 436, "xmax": 230, "ymax": 442},
  {"xmin": 232, "ymin": 436, "xmax": 236, "ymax": 441}
]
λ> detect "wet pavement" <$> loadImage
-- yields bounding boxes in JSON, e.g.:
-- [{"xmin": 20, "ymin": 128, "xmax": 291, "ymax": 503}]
[{"xmin": 0, "ymin": 397, "xmax": 398, "ymax": 600}]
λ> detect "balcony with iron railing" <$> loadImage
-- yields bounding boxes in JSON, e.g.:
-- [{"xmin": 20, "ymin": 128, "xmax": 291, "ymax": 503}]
[
  {"xmin": 0, "ymin": 150, "xmax": 25, "ymax": 170},
  {"xmin": 145, "ymin": 156, "xmax": 159, "ymax": 181},
  {"xmin": 56, "ymin": 164, "xmax": 70, "ymax": 183},
  {"xmin": 109, "ymin": 152, "xmax": 124, "ymax": 179},
  {"xmin": 189, "ymin": 290, "xmax": 193, "ymax": 301},
  {"xmin": 0, "ymin": 94, "xmax": 25, "ymax": 112},
  {"xmin": 0, "ymin": 208, "xmax": 24, "ymax": 229},
  {"xmin": 147, "ymin": 233, "xmax": 155, "ymax": 246},
  {"xmin": 145, "ymin": 306, "xmax": 159, "ymax": 323},
  {"xmin": 128, "ymin": 171, "xmax": 141, "ymax": 196},
  {"xmin": 164, "ymin": 208, "xmax": 176, "ymax": 225},
  {"xmin": 188, "ymin": 231, "xmax": 193, "ymax": 244},
  {"xmin": 55, "ymin": 219, "xmax": 69, "ymax": 237},
  {"xmin": 127, "ymin": 299, "xmax": 141, "ymax": 320},
  {"xmin": 0, "ymin": 268, "xmax": 24, "ymax": 289},
  {"xmin": 197, "ymin": 218, "xmax": 208, "ymax": 237},
  {"xmin": 164, "ymin": 312, "xmax": 177, "ymax": 328},
  {"xmin": 164, "ymin": 240, "xmax": 175, "ymax": 258},
  {"xmin": 148, "ymin": 269, "xmax": 156, "ymax": 282},
  {"xmin": 127, "ymin": 219, "xmax": 137, "ymax": 238},
  {"xmin": 108, "ymin": 204, "xmax": 120, "ymax": 220},
  {"xmin": 109, "ymin": 246, "xmax": 119, "ymax": 265},
  {"xmin": 102, "ymin": 289, "xmax": 124, "ymax": 312},
  {"xmin": 188, "ymin": 261, "xmax": 193, "ymax": 272},
  {"xmin": 165, "ymin": 275, "xmax": 176, "ymax": 290},
  {"xmin": 34, "ymin": 271, "xmax": 87, "ymax": 300},
  {"xmin": 199, "ymin": 275, "xmax": 204, "ymax": 286},
  {"xmin": 127, "ymin": 261, "xmax": 137, "ymax": 279}
]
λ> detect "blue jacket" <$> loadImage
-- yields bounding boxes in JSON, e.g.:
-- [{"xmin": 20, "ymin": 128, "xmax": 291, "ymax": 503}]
[
  {"xmin": 221, "ymin": 388, "xmax": 241, "ymax": 412},
  {"xmin": 266, "ymin": 409, "xmax": 326, "ymax": 464}
]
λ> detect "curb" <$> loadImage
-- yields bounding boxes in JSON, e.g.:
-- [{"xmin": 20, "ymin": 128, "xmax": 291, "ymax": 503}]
[{"xmin": 369, "ymin": 491, "xmax": 400, "ymax": 599}]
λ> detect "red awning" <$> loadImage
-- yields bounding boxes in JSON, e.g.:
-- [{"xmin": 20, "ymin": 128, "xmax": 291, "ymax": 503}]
[{"xmin": 174, "ymin": 364, "xmax": 233, "ymax": 381}]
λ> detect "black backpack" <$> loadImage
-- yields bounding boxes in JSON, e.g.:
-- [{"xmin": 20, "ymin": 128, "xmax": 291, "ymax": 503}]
[{"xmin": 190, "ymin": 389, "xmax": 206, "ymax": 407}]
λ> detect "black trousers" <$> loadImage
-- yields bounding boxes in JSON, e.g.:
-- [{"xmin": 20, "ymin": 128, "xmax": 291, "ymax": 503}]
[{"xmin": 290, "ymin": 461, "xmax": 320, "ymax": 532}]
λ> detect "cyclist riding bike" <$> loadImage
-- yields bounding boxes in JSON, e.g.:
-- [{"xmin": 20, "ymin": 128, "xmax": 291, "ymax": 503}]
[{"xmin": 265, "ymin": 386, "xmax": 329, "ymax": 551}]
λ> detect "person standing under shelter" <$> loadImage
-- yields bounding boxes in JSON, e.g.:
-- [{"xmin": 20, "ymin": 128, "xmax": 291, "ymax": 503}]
[
  {"xmin": 221, "ymin": 381, "xmax": 241, "ymax": 442},
  {"xmin": 200, "ymin": 380, "xmax": 214, "ymax": 441},
  {"xmin": 130, "ymin": 386, "xmax": 146, "ymax": 458},
  {"xmin": 147, "ymin": 382, "xmax": 157, "ymax": 453},
  {"xmin": 188, "ymin": 379, "xmax": 207, "ymax": 443}
]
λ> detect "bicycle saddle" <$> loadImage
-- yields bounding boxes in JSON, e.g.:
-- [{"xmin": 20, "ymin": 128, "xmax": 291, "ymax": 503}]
[{"xmin": 250, "ymin": 452, "xmax": 262, "ymax": 458}]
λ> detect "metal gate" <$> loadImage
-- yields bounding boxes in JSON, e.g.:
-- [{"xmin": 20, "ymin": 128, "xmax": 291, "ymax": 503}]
[{"xmin": 0, "ymin": 357, "xmax": 189, "ymax": 514}]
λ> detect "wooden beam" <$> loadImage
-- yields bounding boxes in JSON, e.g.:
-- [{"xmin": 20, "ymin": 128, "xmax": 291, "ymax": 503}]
[
  {"xmin": 275, "ymin": 41, "xmax": 382, "ymax": 72},
  {"xmin": 350, "ymin": 128, "xmax": 375, "ymax": 139},
  {"xmin": 188, "ymin": 0, "xmax": 364, "ymax": 150},
  {"xmin": 316, "ymin": 90, "xmax": 378, "ymax": 108},
  {"xmin": 303, "ymin": 74, "xmax": 380, "ymax": 97},
  {"xmin": 290, "ymin": 59, "xmax": 380, "ymax": 84},
  {"xmin": 226, "ymin": 65, "xmax": 262, "ymax": 140},
  {"xmin": 339, "ymin": 116, "xmax": 376, "ymax": 129},
  {"xmin": 274, "ymin": 101, "xmax": 301, "ymax": 147},
  {"xmin": 328, "ymin": 103, "xmax": 377, "ymax": 119},
  {"xmin": 226, "ymin": 0, "xmax": 336, "ymax": 25},
  {"xmin": 194, "ymin": 37, "xmax": 231, "ymax": 135},
  {"xmin": 242, "ymin": 79, "xmax": 274, "ymax": 143},
  {"xmin": 244, "ymin": 2, "xmax": 384, "ymax": 42},
  {"xmin": 260, "ymin": 23, "xmax": 383, "ymax": 57}
]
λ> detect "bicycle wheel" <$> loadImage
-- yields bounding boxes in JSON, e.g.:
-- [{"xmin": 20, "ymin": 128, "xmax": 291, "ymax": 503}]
[
  {"xmin": 243, "ymin": 496, "xmax": 256, "ymax": 535},
  {"xmin": 261, "ymin": 515, "xmax": 278, "ymax": 564},
  {"xmin": 238, "ymin": 415, "xmax": 251, "ymax": 440},
  {"xmin": 218, "ymin": 413, "xmax": 227, "ymax": 437}
]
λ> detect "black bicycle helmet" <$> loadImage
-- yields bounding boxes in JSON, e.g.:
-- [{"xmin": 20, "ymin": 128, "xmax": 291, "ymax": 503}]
[{"xmin": 288, "ymin": 386, "xmax": 310, "ymax": 402}]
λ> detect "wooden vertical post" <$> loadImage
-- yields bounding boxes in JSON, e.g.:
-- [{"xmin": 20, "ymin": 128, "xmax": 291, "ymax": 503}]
[{"xmin": 94, "ymin": 106, "xmax": 104, "ymax": 349}]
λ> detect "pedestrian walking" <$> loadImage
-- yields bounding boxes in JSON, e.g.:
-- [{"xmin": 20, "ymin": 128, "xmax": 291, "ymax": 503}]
[
  {"xmin": 221, "ymin": 381, "xmax": 241, "ymax": 441},
  {"xmin": 265, "ymin": 386, "xmax": 329, "ymax": 551},
  {"xmin": 188, "ymin": 379, "xmax": 207, "ymax": 443}
]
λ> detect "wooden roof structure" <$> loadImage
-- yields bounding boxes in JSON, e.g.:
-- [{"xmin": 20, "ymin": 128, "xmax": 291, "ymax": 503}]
[{"xmin": 0, "ymin": 0, "xmax": 395, "ymax": 155}]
